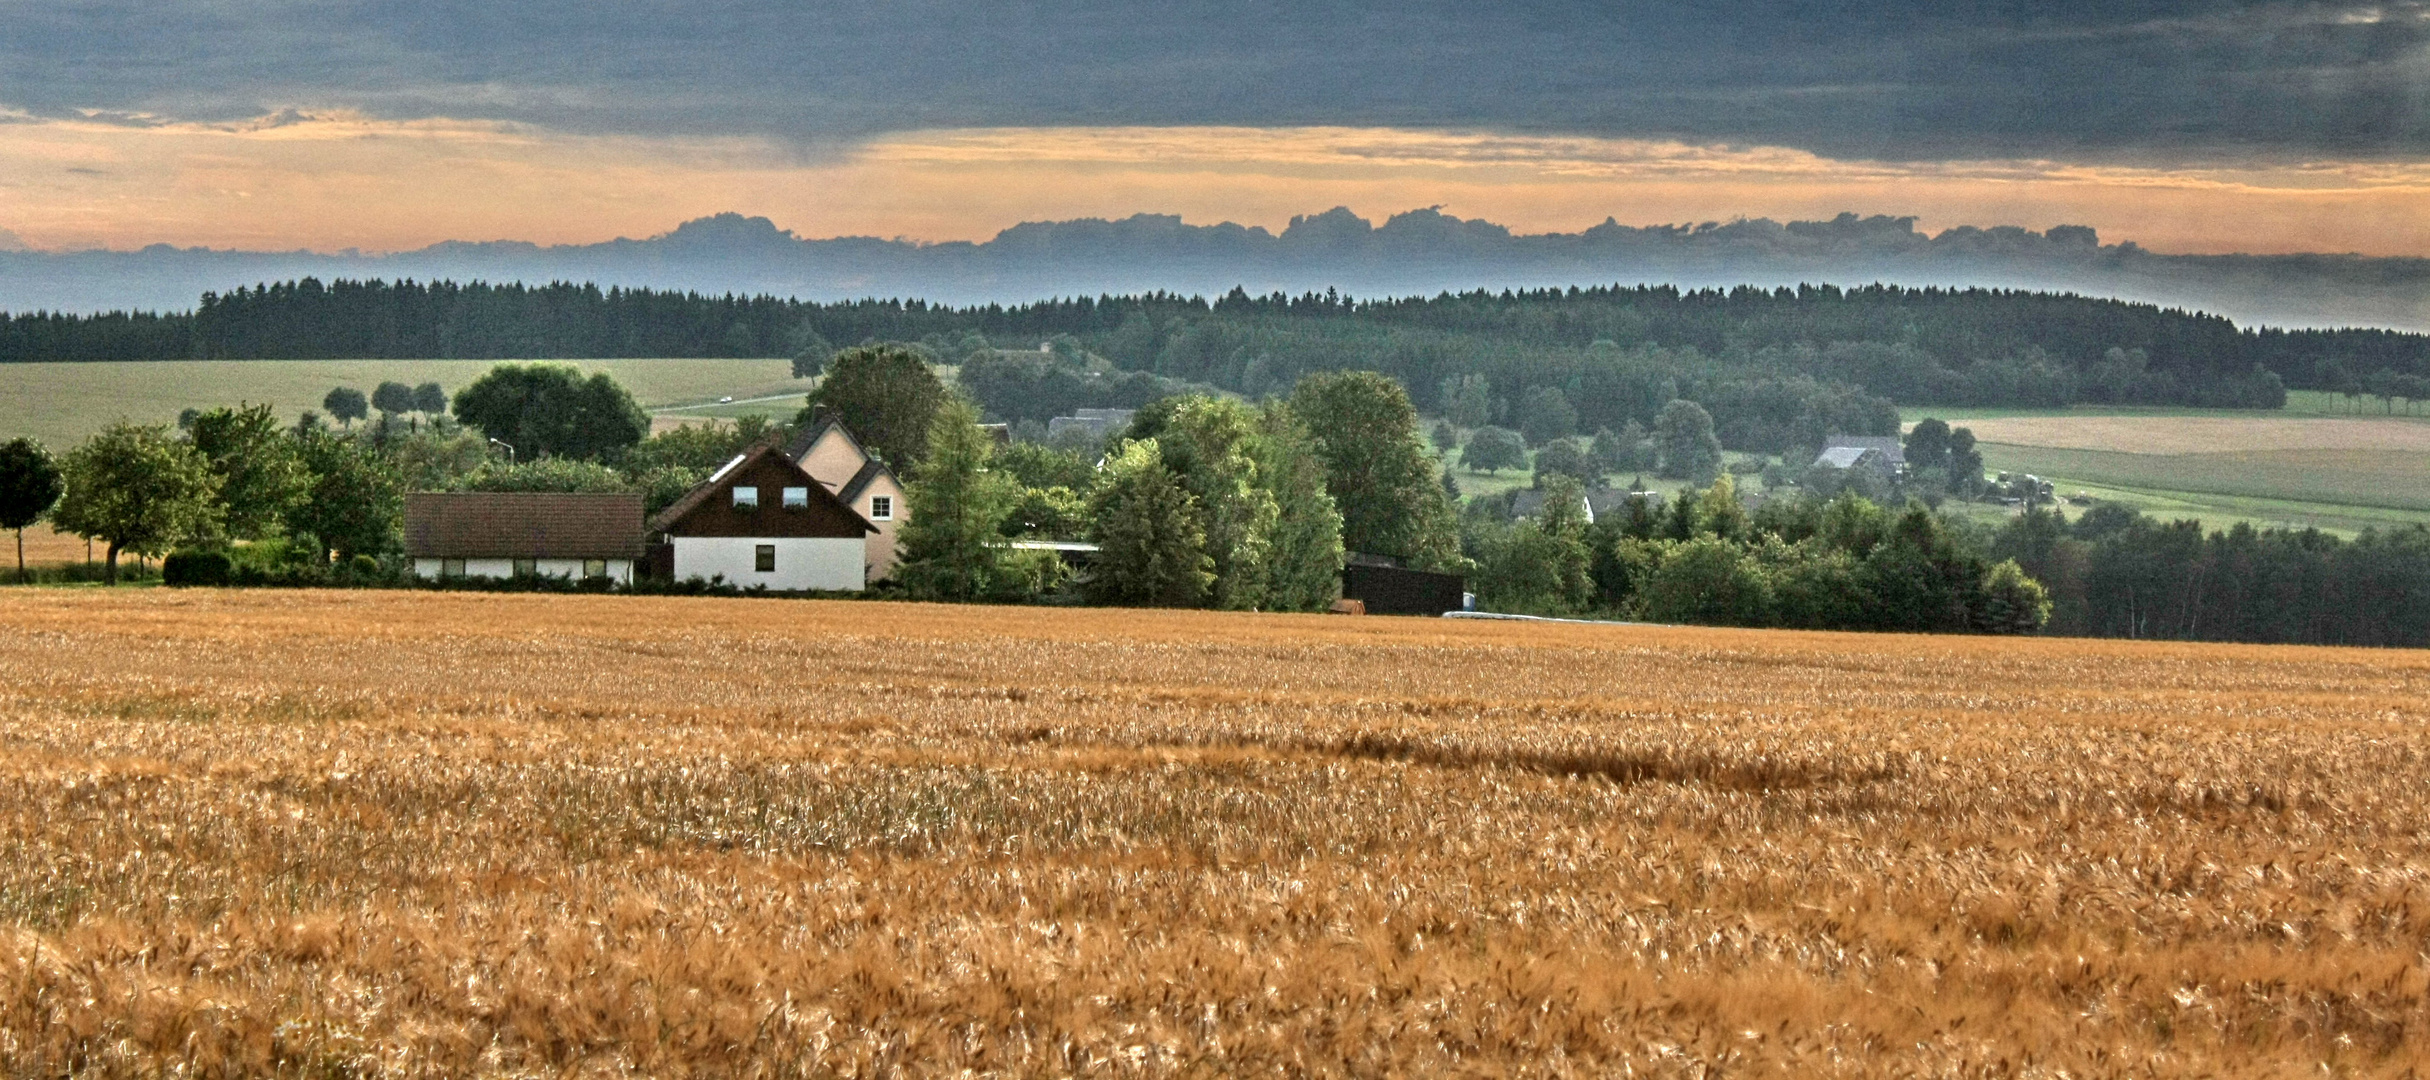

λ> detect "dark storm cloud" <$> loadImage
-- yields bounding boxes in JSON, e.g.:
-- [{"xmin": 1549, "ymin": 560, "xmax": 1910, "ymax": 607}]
[{"xmin": 6, "ymin": 1, "xmax": 2426, "ymax": 160}]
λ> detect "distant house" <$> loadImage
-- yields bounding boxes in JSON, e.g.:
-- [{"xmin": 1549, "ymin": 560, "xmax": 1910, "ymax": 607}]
[
  {"xmin": 1509, "ymin": 486, "xmax": 1664, "ymax": 523},
  {"xmin": 785, "ymin": 416, "xmax": 907, "ymax": 581},
  {"xmin": 648, "ymin": 439, "xmax": 876, "ymax": 591},
  {"xmin": 1510, "ymin": 488, "xmax": 1596, "ymax": 523},
  {"xmin": 405, "ymin": 492, "xmax": 644, "ymax": 584},
  {"xmin": 1587, "ymin": 487, "xmax": 1663, "ymax": 519},
  {"xmin": 1812, "ymin": 436, "xmax": 1906, "ymax": 472},
  {"xmin": 1047, "ymin": 407, "xmax": 1135, "ymax": 442}
]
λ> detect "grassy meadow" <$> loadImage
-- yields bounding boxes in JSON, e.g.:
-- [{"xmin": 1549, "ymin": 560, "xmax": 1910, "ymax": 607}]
[
  {"xmin": 3, "ymin": 590, "xmax": 2428, "ymax": 1075},
  {"xmin": 1900, "ymin": 400, "xmax": 2430, "ymax": 535},
  {"xmin": 0, "ymin": 358, "xmax": 804, "ymax": 450}
]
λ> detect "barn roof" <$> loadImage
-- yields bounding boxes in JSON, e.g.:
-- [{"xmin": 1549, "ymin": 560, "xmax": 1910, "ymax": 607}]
[
  {"xmin": 404, "ymin": 492, "xmax": 646, "ymax": 559},
  {"xmin": 1822, "ymin": 435, "xmax": 1905, "ymax": 464}
]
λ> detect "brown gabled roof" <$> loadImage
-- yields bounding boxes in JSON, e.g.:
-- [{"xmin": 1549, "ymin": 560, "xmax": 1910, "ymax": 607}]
[
  {"xmin": 837, "ymin": 456, "xmax": 898, "ymax": 503},
  {"xmin": 647, "ymin": 438, "xmax": 876, "ymax": 535},
  {"xmin": 404, "ymin": 492, "xmax": 645, "ymax": 559}
]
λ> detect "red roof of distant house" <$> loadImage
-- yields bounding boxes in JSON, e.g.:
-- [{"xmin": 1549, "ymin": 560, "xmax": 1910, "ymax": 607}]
[{"xmin": 404, "ymin": 492, "xmax": 646, "ymax": 559}]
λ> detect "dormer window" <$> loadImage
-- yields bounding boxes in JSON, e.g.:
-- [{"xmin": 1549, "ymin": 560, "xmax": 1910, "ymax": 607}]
[
  {"xmin": 869, "ymin": 495, "xmax": 893, "ymax": 521},
  {"xmin": 782, "ymin": 486, "xmax": 809, "ymax": 508},
  {"xmin": 731, "ymin": 486, "xmax": 759, "ymax": 509}
]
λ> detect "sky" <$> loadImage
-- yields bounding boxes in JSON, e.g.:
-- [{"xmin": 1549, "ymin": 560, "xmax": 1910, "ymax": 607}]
[{"xmin": 5, "ymin": 1, "xmax": 2428, "ymax": 255}]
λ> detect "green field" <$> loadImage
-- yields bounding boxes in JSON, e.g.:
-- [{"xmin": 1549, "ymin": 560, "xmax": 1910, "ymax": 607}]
[
  {"xmin": 1893, "ymin": 395, "xmax": 2430, "ymax": 536},
  {"xmin": 0, "ymin": 358, "xmax": 804, "ymax": 450}
]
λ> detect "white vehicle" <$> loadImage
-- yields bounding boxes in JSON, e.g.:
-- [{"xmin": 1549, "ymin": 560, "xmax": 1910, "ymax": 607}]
[{"xmin": 717, "ymin": 395, "xmax": 734, "ymax": 404}]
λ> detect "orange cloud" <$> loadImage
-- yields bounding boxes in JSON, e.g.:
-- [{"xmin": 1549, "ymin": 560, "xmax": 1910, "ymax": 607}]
[{"xmin": 4, "ymin": 115, "xmax": 2429, "ymax": 256}]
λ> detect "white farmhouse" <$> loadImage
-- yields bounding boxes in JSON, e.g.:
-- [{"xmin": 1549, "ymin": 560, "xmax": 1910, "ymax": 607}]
[
  {"xmin": 648, "ymin": 439, "xmax": 877, "ymax": 591},
  {"xmin": 785, "ymin": 415, "xmax": 907, "ymax": 582}
]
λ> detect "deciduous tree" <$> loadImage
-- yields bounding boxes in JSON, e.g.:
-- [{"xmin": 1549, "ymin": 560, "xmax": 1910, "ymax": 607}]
[
  {"xmin": 371, "ymin": 381, "xmax": 416, "ymax": 419},
  {"xmin": 1291, "ymin": 371, "xmax": 1458, "ymax": 568},
  {"xmin": 288, "ymin": 431, "xmax": 403, "ymax": 562},
  {"xmin": 1461, "ymin": 426, "xmax": 1527, "ymax": 473},
  {"xmin": 50, "ymin": 424, "xmax": 222, "ymax": 583},
  {"xmin": 801, "ymin": 344, "xmax": 948, "ymax": 470},
  {"xmin": 186, "ymin": 403, "xmax": 309, "ymax": 539},
  {"xmin": 322, "ymin": 387, "xmax": 368, "ymax": 428},
  {"xmin": 451, "ymin": 364, "xmax": 650, "ymax": 461},
  {"xmin": 0, "ymin": 438, "xmax": 63, "ymax": 583},
  {"xmin": 1653, "ymin": 399, "xmax": 1723, "ymax": 482}
]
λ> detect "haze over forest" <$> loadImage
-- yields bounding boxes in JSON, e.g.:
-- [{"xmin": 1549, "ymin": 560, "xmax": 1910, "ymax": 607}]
[{"xmin": 10, "ymin": 209, "xmax": 2430, "ymax": 333}]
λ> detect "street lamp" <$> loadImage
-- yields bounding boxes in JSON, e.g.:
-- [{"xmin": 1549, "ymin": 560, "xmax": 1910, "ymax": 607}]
[{"xmin": 488, "ymin": 438, "xmax": 516, "ymax": 464}]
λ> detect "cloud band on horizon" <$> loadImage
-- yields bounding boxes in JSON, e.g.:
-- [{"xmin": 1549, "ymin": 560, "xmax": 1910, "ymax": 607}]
[{"xmin": 4, "ymin": 116, "xmax": 2430, "ymax": 258}]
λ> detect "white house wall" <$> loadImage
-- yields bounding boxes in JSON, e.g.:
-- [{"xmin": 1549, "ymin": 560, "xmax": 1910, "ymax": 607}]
[{"xmin": 670, "ymin": 537, "xmax": 865, "ymax": 592}]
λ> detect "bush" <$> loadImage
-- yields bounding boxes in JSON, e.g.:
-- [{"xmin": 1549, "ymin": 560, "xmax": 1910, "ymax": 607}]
[{"xmin": 162, "ymin": 548, "xmax": 232, "ymax": 587}]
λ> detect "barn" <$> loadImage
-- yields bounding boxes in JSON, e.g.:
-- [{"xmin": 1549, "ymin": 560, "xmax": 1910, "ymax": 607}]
[{"xmin": 404, "ymin": 492, "xmax": 645, "ymax": 584}]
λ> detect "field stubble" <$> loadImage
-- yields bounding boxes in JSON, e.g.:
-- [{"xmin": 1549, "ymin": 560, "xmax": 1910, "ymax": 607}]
[{"xmin": 1, "ymin": 592, "xmax": 2427, "ymax": 1076}]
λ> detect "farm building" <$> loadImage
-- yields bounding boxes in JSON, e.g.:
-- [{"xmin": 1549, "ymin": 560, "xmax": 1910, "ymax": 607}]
[
  {"xmin": 1341, "ymin": 553, "xmax": 1469, "ymax": 617},
  {"xmin": 786, "ymin": 415, "xmax": 907, "ymax": 581},
  {"xmin": 1046, "ymin": 407, "xmax": 1134, "ymax": 442},
  {"xmin": 1812, "ymin": 435, "xmax": 1906, "ymax": 472},
  {"xmin": 649, "ymin": 439, "xmax": 877, "ymax": 592},
  {"xmin": 404, "ymin": 492, "xmax": 645, "ymax": 584},
  {"xmin": 1511, "ymin": 486, "xmax": 1662, "ymax": 523}
]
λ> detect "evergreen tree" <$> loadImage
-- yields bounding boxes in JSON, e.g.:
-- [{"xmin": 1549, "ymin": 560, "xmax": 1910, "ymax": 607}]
[
  {"xmin": 1086, "ymin": 439, "xmax": 1213, "ymax": 607},
  {"xmin": 1429, "ymin": 419, "xmax": 1460, "ymax": 452},
  {"xmin": 0, "ymin": 438, "xmax": 64, "ymax": 584},
  {"xmin": 801, "ymin": 344, "xmax": 949, "ymax": 470},
  {"xmin": 50, "ymin": 423, "xmax": 223, "ymax": 583},
  {"xmin": 1257, "ymin": 402, "xmax": 1347, "ymax": 611},
  {"xmin": 894, "ymin": 397, "xmax": 1023, "ymax": 602}
]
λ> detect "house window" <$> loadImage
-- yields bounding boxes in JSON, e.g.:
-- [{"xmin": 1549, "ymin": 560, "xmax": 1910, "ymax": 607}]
[
  {"xmin": 869, "ymin": 495, "xmax": 893, "ymax": 521},
  {"xmin": 732, "ymin": 486, "xmax": 760, "ymax": 509},
  {"xmin": 512, "ymin": 558, "xmax": 538, "ymax": 577},
  {"xmin": 583, "ymin": 559, "xmax": 608, "ymax": 578},
  {"xmin": 754, "ymin": 544, "xmax": 776, "ymax": 572},
  {"xmin": 782, "ymin": 486, "xmax": 809, "ymax": 508},
  {"xmin": 440, "ymin": 558, "xmax": 466, "ymax": 578}
]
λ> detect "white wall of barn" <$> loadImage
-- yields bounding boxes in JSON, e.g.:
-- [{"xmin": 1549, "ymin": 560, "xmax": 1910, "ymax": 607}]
[
  {"xmin": 670, "ymin": 537, "xmax": 865, "ymax": 592},
  {"xmin": 411, "ymin": 558, "xmax": 634, "ymax": 584}
]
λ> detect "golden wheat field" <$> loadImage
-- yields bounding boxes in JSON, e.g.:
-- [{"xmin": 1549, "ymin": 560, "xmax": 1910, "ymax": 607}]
[
  {"xmin": 3, "ymin": 591, "xmax": 2429, "ymax": 1077},
  {"xmin": 1959, "ymin": 415, "xmax": 2430, "ymax": 455}
]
